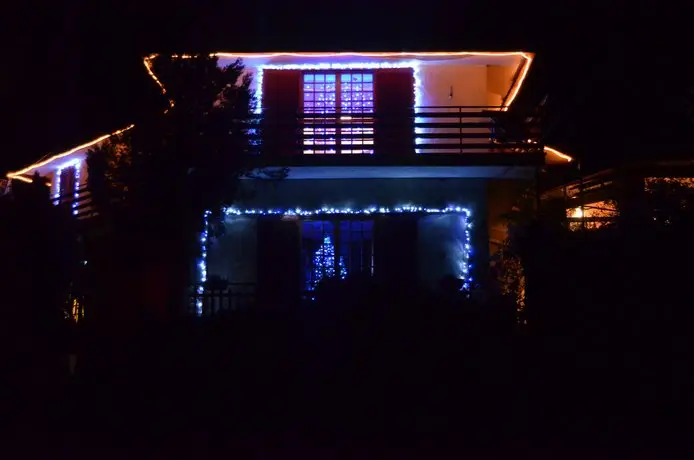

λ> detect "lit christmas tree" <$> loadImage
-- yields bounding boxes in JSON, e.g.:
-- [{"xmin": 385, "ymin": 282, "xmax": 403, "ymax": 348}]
[{"xmin": 311, "ymin": 234, "xmax": 348, "ymax": 289}]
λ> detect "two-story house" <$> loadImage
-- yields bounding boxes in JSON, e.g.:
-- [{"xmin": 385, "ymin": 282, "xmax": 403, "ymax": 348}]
[{"xmin": 6, "ymin": 51, "xmax": 573, "ymax": 313}]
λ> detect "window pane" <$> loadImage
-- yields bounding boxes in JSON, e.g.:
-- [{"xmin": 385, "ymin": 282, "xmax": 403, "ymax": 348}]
[
  {"xmin": 303, "ymin": 71, "xmax": 374, "ymax": 154},
  {"xmin": 302, "ymin": 220, "xmax": 374, "ymax": 291},
  {"xmin": 339, "ymin": 72, "xmax": 374, "ymax": 154}
]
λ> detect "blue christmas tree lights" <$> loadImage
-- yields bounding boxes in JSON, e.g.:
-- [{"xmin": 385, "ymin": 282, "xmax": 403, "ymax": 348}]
[{"xmin": 310, "ymin": 234, "xmax": 348, "ymax": 290}]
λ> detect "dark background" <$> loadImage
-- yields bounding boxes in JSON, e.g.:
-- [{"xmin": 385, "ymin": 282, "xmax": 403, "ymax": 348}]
[{"xmin": 2, "ymin": 0, "xmax": 690, "ymax": 174}]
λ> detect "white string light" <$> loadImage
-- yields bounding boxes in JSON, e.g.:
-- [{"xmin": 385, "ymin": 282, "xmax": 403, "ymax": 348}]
[
  {"xmin": 54, "ymin": 159, "xmax": 81, "ymax": 209},
  {"xmin": 196, "ymin": 205, "xmax": 473, "ymax": 315},
  {"xmin": 253, "ymin": 61, "xmax": 423, "ymax": 152}
]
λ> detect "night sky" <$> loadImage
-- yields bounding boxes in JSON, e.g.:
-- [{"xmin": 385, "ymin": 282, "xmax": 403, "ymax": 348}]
[{"xmin": 2, "ymin": 0, "xmax": 689, "ymax": 174}]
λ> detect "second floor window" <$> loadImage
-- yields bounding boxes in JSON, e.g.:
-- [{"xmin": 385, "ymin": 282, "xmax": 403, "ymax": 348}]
[
  {"xmin": 302, "ymin": 219, "xmax": 375, "ymax": 291},
  {"xmin": 302, "ymin": 72, "xmax": 375, "ymax": 155},
  {"xmin": 261, "ymin": 67, "xmax": 414, "ymax": 157}
]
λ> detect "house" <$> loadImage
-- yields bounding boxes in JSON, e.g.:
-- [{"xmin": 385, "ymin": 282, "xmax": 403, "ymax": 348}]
[
  {"xmin": 542, "ymin": 160, "xmax": 694, "ymax": 230},
  {"xmin": 6, "ymin": 51, "xmax": 574, "ymax": 314}
]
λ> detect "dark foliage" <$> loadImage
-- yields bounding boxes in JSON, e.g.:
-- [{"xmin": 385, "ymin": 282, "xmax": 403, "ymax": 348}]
[
  {"xmin": 0, "ymin": 175, "xmax": 76, "ymax": 410},
  {"xmin": 82, "ymin": 54, "xmax": 255, "ymax": 321},
  {"xmin": 515, "ymin": 209, "xmax": 694, "ymax": 431}
]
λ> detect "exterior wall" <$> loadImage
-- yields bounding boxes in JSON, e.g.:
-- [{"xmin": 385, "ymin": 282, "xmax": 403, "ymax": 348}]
[
  {"xmin": 234, "ymin": 177, "xmax": 486, "ymax": 212},
  {"xmin": 486, "ymin": 65, "xmax": 517, "ymax": 106},
  {"xmin": 418, "ymin": 64, "xmax": 488, "ymax": 107},
  {"xmin": 217, "ymin": 54, "xmax": 523, "ymax": 111},
  {"xmin": 207, "ymin": 177, "xmax": 490, "ymax": 292},
  {"xmin": 209, "ymin": 212, "xmax": 475, "ymax": 292},
  {"xmin": 232, "ymin": 56, "xmax": 523, "ymax": 156},
  {"xmin": 417, "ymin": 214, "xmax": 472, "ymax": 291},
  {"xmin": 207, "ymin": 216, "xmax": 258, "ymax": 284},
  {"xmin": 416, "ymin": 64, "xmax": 491, "ymax": 153}
]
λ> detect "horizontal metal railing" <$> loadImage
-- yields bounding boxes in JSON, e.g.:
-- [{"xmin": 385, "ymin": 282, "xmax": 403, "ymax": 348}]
[
  {"xmin": 250, "ymin": 106, "xmax": 542, "ymax": 155},
  {"xmin": 191, "ymin": 283, "xmax": 257, "ymax": 316}
]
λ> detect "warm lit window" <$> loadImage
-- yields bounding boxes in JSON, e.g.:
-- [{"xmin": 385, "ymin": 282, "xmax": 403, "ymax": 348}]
[
  {"xmin": 567, "ymin": 201, "xmax": 618, "ymax": 231},
  {"xmin": 302, "ymin": 72, "xmax": 374, "ymax": 154}
]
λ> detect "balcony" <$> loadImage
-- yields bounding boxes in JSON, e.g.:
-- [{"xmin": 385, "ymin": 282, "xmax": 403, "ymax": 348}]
[{"xmin": 249, "ymin": 106, "xmax": 544, "ymax": 167}]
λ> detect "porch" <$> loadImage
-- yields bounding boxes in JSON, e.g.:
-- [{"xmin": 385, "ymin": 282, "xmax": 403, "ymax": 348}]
[{"xmin": 199, "ymin": 209, "xmax": 474, "ymax": 316}]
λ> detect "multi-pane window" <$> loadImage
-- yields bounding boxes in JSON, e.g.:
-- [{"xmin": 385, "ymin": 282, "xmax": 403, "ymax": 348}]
[
  {"xmin": 302, "ymin": 72, "xmax": 374, "ymax": 155},
  {"xmin": 302, "ymin": 220, "xmax": 375, "ymax": 291}
]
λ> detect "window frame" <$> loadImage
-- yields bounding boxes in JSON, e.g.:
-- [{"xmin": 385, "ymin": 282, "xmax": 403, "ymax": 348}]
[
  {"xmin": 300, "ymin": 70, "xmax": 376, "ymax": 155},
  {"xmin": 301, "ymin": 218, "xmax": 375, "ymax": 290}
]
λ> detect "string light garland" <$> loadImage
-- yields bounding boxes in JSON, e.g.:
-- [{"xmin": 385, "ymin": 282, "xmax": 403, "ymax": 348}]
[
  {"xmin": 72, "ymin": 161, "xmax": 81, "ymax": 215},
  {"xmin": 195, "ymin": 210, "xmax": 212, "ymax": 315},
  {"xmin": 195, "ymin": 205, "xmax": 473, "ymax": 315},
  {"xmin": 53, "ymin": 159, "xmax": 81, "ymax": 211},
  {"xmin": 544, "ymin": 146, "xmax": 573, "ymax": 163},
  {"xmin": 253, "ymin": 60, "xmax": 424, "ymax": 152},
  {"xmin": 7, "ymin": 125, "xmax": 134, "ymax": 183},
  {"xmin": 254, "ymin": 61, "xmax": 421, "ymax": 115},
  {"xmin": 223, "ymin": 205, "xmax": 472, "ymax": 217}
]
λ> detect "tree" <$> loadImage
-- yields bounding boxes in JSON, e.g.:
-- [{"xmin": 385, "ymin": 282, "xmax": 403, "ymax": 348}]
[
  {"xmin": 86, "ymin": 54, "xmax": 255, "ymax": 318},
  {"xmin": 0, "ymin": 174, "xmax": 75, "ymax": 392},
  {"xmin": 311, "ymin": 234, "xmax": 348, "ymax": 290}
]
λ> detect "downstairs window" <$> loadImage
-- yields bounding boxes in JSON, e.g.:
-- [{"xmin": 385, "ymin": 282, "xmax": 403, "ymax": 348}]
[{"xmin": 301, "ymin": 220, "xmax": 374, "ymax": 291}]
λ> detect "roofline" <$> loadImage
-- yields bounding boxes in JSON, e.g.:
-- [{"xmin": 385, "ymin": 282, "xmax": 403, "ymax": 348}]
[
  {"xmin": 9, "ymin": 50, "xmax": 558, "ymax": 180},
  {"xmin": 143, "ymin": 51, "xmax": 535, "ymax": 111},
  {"xmin": 545, "ymin": 146, "xmax": 573, "ymax": 163},
  {"xmin": 7, "ymin": 125, "xmax": 134, "ymax": 180}
]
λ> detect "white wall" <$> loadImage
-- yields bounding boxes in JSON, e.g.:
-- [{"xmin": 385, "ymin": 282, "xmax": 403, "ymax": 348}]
[
  {"xmin": 486, "ymin": 65, "xmax": 517, "ymax": 106},
  {"xmin": 208, "ymin": 216, "xmax": 258, "ymax": 284},
  {"xmin": 416, "ymin": 63, "xmax": 492, "ymax": 153},
  {"xmin": 418, "ymin": 63, "xmax": 489, "ymax": 108},
  {"xmin": 418, "ymin": 214, "xmax": 471, "ymax": 291},
  {"xmin": 218, "ymin": 53, "xmax": 524, "ymax": 112}
]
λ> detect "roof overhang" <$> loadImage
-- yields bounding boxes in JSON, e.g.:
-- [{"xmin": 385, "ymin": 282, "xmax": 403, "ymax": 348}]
[
  {"xmin": 145, "ymin": 51, "xmax": 535, "ymax": 111},
  {"xmin": 247, "ymin": 165, "xmax": 538, "ymax": 180}
]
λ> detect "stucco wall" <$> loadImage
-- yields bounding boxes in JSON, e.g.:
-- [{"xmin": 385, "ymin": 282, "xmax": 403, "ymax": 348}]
[
  {"xmin": 235, "ymin": 177, "xmax": 486, "ymax": 211},
  {"xmin": 207, "ymin": 216, "xmax": 258, "ymax": 284},
  {"xmin": 486, "ymin": 65, "xmax": 517, "ymax": 106},
  {"xmin": 418, "ymin": 214, "xmax": 472, "ymax": 291},
  {"xmin": 222, "ymin": 54, "xmax": 522, "ymax": 111},
  {"xmin": 207, "ymin": 177, "xmax": 532, "ymax": 295},
  {"xmin": 418, "ymin": 63, "xmax": 488, "ymax": 107}
]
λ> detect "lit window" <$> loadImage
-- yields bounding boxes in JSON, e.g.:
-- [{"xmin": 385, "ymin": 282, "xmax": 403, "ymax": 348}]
[
  {"xmin": 567, "ymin": 201, "xmax": 618, "ymax": 231},
  {"xmin": 302, "ymin": 72, "xmax": 374, "ymax": 155},
  {"xmin": 302, "ymin": 220, "xmax": 374, "ymax": 291}
]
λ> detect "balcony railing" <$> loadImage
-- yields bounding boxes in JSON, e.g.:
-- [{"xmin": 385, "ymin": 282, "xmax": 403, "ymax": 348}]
[{"xmin": 251, "ymin": 106, "xmax": 543, "ymax": 157}]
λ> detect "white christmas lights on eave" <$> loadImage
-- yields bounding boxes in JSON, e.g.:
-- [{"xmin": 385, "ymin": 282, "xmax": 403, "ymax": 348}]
[
  {"xmin": 6, "ymin": 124, "xmax": 134, "ymax": 183},
  {"xmin": 146, "ymin": 51, "xmax": 534, "ymax": 111},
  {"xmin": 8, "ymin": 50, "xmax": 536, "ymax": 183},
  {"xmin": 544, "ymin": 146, "xmax": 574, "ymax": 163}
]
